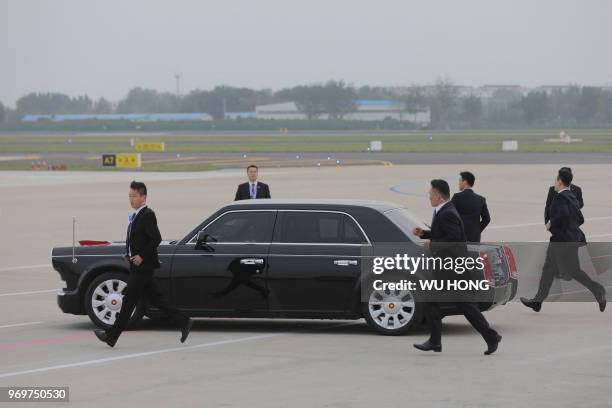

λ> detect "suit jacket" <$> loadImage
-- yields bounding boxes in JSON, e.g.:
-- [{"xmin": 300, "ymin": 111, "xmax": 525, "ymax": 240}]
[
  {"xmin": 421, "ymin": 202, "xmax": 468, "ymax": 259},
  {"xmin": 545, "ymin": 184, "xmax": 583, "ymax": 223},
  {"xmin": 126, "ymin": 206, "xmax": 162, "ymax": 270},
  {"xmin": 234, "ymin": 181, "xmax": 271, "ymax": 201},
  {"xmin": 548, "ymin": 190, "xmax": 585, "ymax": 243},
  {"xmin": 451, "ymin": 189, "xmax": 490, "ymax": 242}
]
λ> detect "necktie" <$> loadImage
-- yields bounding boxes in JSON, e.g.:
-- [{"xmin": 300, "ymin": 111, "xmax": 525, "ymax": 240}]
[
  {"xmin": 251, "ymin": 183, "xmax": 256, "ymax": 199},
  {"xmin": 431, "ymin": 209, "xmax": 437, "ymax": 226},
  {"xmin": 127, "ymin": 212, "xmax": 135, "ymax": 255}
]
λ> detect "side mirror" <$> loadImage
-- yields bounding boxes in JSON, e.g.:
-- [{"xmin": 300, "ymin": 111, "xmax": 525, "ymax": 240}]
[{"xmin": 195, "ymin": 232, "xmax": 216, "ymax": 250}]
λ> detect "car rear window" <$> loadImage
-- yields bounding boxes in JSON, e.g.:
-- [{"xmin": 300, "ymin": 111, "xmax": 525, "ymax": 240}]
[
  {"xmin": 278, "ymin": 212, "xmax": 367, "ymax": 244},
  {"xmin": 383, "ymin": 208, "xmax": 427, "ymax": 244}
]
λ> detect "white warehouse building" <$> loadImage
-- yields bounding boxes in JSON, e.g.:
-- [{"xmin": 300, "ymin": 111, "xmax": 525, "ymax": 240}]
[{"xmin": 255, "ymin": 99, "xmax": 430, "ymax": 124}]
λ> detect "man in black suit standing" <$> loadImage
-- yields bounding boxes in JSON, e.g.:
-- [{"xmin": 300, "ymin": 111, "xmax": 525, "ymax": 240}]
[
  {"xmin": 234, "ymin": 165, "xmax": 271, "ymax": 201},
  {"xmin": 451, "ymin": 171, "xmax": 491, "ymax": 242},
  {"xmin": 412, "ymin": 179, "xmax": 501, "ymax": 355},
  {"xmin": 521, "ymin": 169, "xmax": 606, "ymax": 313},
  {"xmin": 545, "ymin": 167, "xmax": 583, "ymax": 224},
  {"xmin": 94, "ymin": 181, "xmax": 193, "ymax": 347}
]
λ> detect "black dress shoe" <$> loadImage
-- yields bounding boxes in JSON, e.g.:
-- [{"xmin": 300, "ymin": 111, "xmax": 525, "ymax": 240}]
[
  {"xmin": 180, "ymin": 318, "xmax": 193, "ymax": 343},
  {"xmin": 484, "ymin": 334, "xmax": 502, "ymax": 355},
  {"xmin": 595, "ymin": 291, "xmax": 606, "ymax": 312},
  {"xmin": 413, "ymin": 341, "xmax": 442, "ymax": 352},
  {"xmin": 520, "ymin": 297, "xmax": 542, "ymax": 312},
  {"xmin": 94, "ymin": 329, "xmax": 117, "ymax": 347}
]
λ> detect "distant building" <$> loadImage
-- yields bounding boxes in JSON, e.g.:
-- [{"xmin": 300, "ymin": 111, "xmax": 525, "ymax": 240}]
[
  {"xmin": 255, "ymin": 99, "xmax": 430, "ymax": 124},
  {"xmin": 479, "ymin": 85, "xmax": 528, "ymax": 99},
  {"xmin": 534, "ymin": 85, "xmax": 574, "ymax": 95},
  {"xmin": 21, "ymin": 113, "xmax": 213, "ymax": 122},
  {"xmin": 255, "ymin": 102, "xmax": 306, "ymax": 120}
]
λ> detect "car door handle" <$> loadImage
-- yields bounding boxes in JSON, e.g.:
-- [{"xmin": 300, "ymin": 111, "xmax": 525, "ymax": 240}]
[
  {"xmin": 334, "ymin": 259, "xmax": 358, "ymax": 266},
  {"xmin": 240, "ymin": 258, "xmax": 265, "ymax": 265}
]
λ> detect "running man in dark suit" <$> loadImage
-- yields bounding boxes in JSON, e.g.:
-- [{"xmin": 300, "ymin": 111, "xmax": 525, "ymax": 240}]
[
  {"xmin": 413, "ymin": 179, "xmax": 501, "ymax": 355},
  {"xmin": 234, "ymin": 165, "xmax": 271, "ymax": 201},
  {"xmin": 522, "ymin": 169, "xmax": 606, "ymax": 313},
  {"xmin": 94, "ymin": 181, "xmax": 193, "ymax": 347},
  {"xmin": 544, "ymin": 167, "xmax": 583, "ymax": 224},
  {"xmin": 451, "ymin": 171, "xmax": 490, "ymax": 242},
  {"xmin": 544, "ymin": 167, "xmax": 584, "ymax": 280}
]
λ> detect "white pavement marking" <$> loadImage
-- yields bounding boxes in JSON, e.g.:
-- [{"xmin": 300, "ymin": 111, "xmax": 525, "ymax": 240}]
[
  {"xmin": 517, "ymin": 345, "xmax": 612, "ymax": 365},
  {"xmin": 0, "ymin": 322, "xmax": 359, "ymax": 379},
  {"xmin": 587, "ymin": 233, "xmax": 612, "ymax": 239},
  {"xmin": 488, "ymin": 216, "xmax": 612, "ymax": 230},
  {"xmin": 0, "ymin": 321, "xmax": 43, "ymax": 329},
  {"xmin": 0, "ymin": 264, "xmax": 50, "ymax": 272},
  {"xmin": 0, "ymin": 289, "xmax": 57, "ymax": 297}
]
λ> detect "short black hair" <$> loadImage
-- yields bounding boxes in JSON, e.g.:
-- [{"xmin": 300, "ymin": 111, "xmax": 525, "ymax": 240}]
[
  {"xmin": 430, "ymin": 179, "xmax": 450, "ymax": 199},
  {"xmin": 130, "ymin": 181, "xmax": 147, "ymax": 196},
  {"xmin": 557, "ymin": 169, "xmax": 572, "ymax": 187},
  {"xmin": 247, "ymin": 164, "xmax": 258, "ymax": 172},
  {"xmin": 559, "ymin": 166, "xmax": 572, "ymax": 174},
  {"xmin": 460, "ymin": 171, "xmax": 475, "ymax": 187}
]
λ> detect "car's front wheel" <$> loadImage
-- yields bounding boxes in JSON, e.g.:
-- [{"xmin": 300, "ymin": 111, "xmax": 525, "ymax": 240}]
[
  {"xmin": 84, "ymin": 272, "xmax": 144, "ymax": 330},
  {"xmin": 362, "ymin": 288, "xmax": 422, "ymax": 335}
]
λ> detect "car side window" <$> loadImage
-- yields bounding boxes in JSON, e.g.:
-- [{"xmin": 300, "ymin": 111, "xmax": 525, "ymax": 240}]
[
  {"xmin": 342, "ymin": 215, "xmax": 367, "ymax": 244},
  {"xmin": 278, "ymin": 212, "xmax": 366, "ymax": 244},
  {"xmin": 200, "ymin": 211, "xmax": 276, "ymax": 243}
]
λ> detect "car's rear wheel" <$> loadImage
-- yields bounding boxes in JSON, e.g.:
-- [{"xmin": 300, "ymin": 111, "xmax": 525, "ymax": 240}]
[
  {"xmin": 362, "ymin": 288, "xmax": 422, "ymax": 335},
  {"xmin": 85, "ymin": 272, "xmax": 144, "ymax": 330}
]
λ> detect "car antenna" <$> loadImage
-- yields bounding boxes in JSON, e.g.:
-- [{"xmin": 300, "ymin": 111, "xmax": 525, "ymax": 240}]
[{"xmin": 72, "ymin": 216, "xmax": 78, "ymax": 264}]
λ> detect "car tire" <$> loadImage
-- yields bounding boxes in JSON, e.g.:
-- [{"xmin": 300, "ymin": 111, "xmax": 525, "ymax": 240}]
[
  {"xmin": 362, "ymin": 287, "xmax": 423, "ymax": 335},
  {"xmin": 84, "ymin": 271, "xmax": 144, "ymax": 330}
]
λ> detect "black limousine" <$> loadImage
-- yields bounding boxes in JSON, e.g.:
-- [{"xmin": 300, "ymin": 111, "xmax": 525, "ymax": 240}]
[{"xmin": 52, "ymin": 199, "xmax": 518, "ymax": 335}]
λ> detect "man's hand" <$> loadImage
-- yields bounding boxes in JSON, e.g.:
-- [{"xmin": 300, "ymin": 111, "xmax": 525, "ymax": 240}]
[
  {"xmin": 130, "ymin": 255, "xmax": 143, "ymax": 266},
  {"xmin": 413, "ymin": 227, "xmax": 423, "ymax": 237}
]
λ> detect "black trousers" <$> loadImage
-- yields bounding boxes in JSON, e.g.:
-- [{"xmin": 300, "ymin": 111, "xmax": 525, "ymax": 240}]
[
  {"xmin": 534, "ymin": 243, "xmax": 604, "ymax": 302},
  {"xmin": 424, "ymin": 302, "xmax": 498, "ymax": 345},
  {"xmin": 108, "ymin": 265, "xmax": 187, "ymax": 339}
]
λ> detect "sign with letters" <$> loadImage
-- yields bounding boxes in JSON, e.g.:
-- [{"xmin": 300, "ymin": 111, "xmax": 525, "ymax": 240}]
[
  {"xmin": 101, "ymin": 153, "xmax": 141, "ymax": 168},
  {"xmin": 135, "ymin": 142, "xmax": 165, "ymax": 152},
  {"xmin": 102, "ymin": 154, "xmax": 116, "ymax": 167}
]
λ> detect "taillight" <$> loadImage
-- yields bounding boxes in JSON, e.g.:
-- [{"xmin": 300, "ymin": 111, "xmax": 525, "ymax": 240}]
[
  {"xmin": 79, "ymin": 240, "xmax": 111, "ymax": 246},
  {"xmin": 503, "ymin": 246, "xmax": 518, "ymax": 279},
  {"xmin": 479, "ymin": 251, "xmax": 495, "ymax": 286}
]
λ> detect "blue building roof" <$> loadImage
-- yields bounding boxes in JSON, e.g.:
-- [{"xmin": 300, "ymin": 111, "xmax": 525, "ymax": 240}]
[
  {"xmin": 355, "ymin": 99, "xmax": 400, "ymax": 108},
  {"xmin": 22, "ymin": 113, "xmax": 212, "ymax": 122}
]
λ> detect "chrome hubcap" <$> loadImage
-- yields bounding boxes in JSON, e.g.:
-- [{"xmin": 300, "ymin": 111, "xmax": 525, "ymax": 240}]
[
  {"xmin": 92, "ymin": 279, "xmax": 127, "ymax": 325},
  {"xmin": 368, "ymin": 289, "xmax": 415, "ymax": 330}
]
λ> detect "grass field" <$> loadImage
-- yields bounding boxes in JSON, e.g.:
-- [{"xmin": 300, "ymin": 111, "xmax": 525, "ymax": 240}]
[{"xmin": 1, "ymin": 130, "xmax": 612, "ymax": 154}]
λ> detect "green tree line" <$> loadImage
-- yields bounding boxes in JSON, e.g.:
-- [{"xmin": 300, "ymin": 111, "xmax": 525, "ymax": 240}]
[{"xmin": 2, "ymin": 79, "xmax": 612, "ymax": 128}]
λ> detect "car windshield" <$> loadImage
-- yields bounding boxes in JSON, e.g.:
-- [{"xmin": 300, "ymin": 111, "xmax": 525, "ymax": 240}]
[{"xmin": 383, "ymin": 207, "xmax": 427, "ymax": 244}]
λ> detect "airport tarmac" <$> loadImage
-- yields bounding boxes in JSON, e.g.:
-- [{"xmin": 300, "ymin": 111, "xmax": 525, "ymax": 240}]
[
  {"xmin": 3, "ymin": 152, "xmax": 612, "ymax": 170},
  {"xmin": 1, "ymin": 163, "xmax": 611, "ymax": 407}
]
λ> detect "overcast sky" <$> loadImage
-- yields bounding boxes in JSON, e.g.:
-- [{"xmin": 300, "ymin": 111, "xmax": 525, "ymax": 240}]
[{"xmin": 1, "ymin": 0, "xmax": 611, "ymax": 106}]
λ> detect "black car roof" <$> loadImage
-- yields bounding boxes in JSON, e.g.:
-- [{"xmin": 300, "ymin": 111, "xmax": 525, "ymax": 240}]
[{"xmin": 222, "ymin": 199, "xmax": 401, "ymax": 213}]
